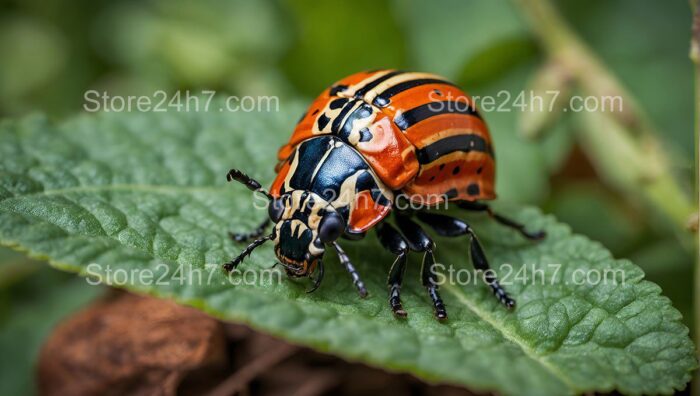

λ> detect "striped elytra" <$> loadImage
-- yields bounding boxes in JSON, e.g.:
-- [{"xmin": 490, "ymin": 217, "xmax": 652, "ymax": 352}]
[{"xmin": 273, "ymin": 70, "xmax": 496, "ymax": 234}]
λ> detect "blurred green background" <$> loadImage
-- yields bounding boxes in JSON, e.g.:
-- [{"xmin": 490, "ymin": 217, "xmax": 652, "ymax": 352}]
[{"xmin": 0, "ymin": 0, "xmax": 695, "ymax": 394}]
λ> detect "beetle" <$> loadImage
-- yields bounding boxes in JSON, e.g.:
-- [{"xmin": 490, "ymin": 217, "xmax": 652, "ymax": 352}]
[{"xmin": 223, "ymin": 70, "xmax": 545, "ymax": 320}]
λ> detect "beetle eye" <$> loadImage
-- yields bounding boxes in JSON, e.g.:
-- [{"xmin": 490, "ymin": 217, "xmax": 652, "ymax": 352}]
[
  {"xmin": 318, "ymin": 211, "xmax": 345, "ymax": 243},
  {"xmin": 268, "ymin": 198, "xmax": 284, "ymax": 223}
]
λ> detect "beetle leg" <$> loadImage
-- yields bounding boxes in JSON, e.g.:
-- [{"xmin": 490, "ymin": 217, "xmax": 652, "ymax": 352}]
[
  {"xmin": 377, "ymin": 223, "xmax": 409, "ymax": 318},
  {"xmin": 457, "ymin": 201, "xmax": 545, "ymax": 240},
  {"xmin": 229, "ymin": 218, "xmax": 271, "ymax": 242},
  {"xmin": 416, "ymin": 212, "xmax": 515, "ymax": 309},
  {"xmin": 422, "ymin": 249, "xmax": 446, "ymax": 319},
  {"xmin": 387, "ymin": 252, "xmax": 408, "ymax": 318},
  {"xmin": 223, "ymin": 234, "xmax": 273, "ymax": 272},
  {"xmin": 332, "ymin": 242, "xmax": 368, "ymax": 298},
  {"xmin": 395, "ymin": 214, "xmax": 447, "ymax": 320},
  {"xmin": 226, "ymin": 168, "xmax": 273, "ymax": 201},
  {"xmin": 306, "ymin": 259, "xmax": 325, "ymax": 294}
]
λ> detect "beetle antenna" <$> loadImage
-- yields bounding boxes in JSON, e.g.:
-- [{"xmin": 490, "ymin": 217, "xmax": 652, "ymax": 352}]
[
  {"xmin": 226, "ymin": 168, "xmax": 273, "ymax": 201},
  {"xmin": 223, "ymin": 234, "xmax": 273, "ymax": 272},
  {"xmin": 306, "ymin": 260, "xmax": 325, "ymax": 293}
]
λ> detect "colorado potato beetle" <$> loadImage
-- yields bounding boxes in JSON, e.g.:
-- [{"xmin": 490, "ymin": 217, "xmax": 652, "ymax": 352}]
[{"xmin": 224, "ymin": 70, "xmax": 545, "ymax": 320}]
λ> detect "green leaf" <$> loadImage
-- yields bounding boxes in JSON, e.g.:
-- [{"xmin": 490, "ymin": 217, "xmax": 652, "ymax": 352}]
[{"xmin": 0, "ymin": 107, "xmax": 695, "ymax": 396}]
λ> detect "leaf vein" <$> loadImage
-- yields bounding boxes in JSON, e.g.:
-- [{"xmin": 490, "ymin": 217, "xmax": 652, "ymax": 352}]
[{"xmin": 443, "ymin": 284, "xmax": 579, "ymax": 393}]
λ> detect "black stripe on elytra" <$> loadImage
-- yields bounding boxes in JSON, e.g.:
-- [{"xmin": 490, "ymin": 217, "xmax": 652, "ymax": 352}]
[
  {"xmin": 329, "ymin": 84, "xmax": 348, "ymax": 96},
  {"xmin": 416, "ymin": 134, "xmax": 492, "ymax": 164},
  {"xmin": 329, "ymin": 97, "xmax": 348, "ymax": 110},
  {"xmin": 353, "ymin": 70, "xmax": 404, "ymax": 99},
  {"xmin": 372, "ymin": 78, "xmax": 457, "ymax": 108},
  {"xmin": 393, "ymin": 100, "xmax": 481, "ymax": 131},
  {"xmin": 330, "ymin": 99, "xmax": 357, "ymax": 133},
  {"xmin": 338, "ymin": 102, "xmax": 373, "ymax": 140}
]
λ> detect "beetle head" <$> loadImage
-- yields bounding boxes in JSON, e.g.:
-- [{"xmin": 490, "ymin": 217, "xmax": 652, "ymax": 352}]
[{"xmin": 269, "ymin": 191, "xmax": 345, "ymax": 278}]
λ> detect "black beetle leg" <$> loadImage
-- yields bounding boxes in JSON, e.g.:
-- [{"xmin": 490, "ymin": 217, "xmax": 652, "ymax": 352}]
[
  {"xmin": 457, "ymin": 201, "xmax": 545, "ymax": 240},
  {"xmin": 396, "ymin": 214, "xmax": 447, "ymax": 320},
  {"xmin": 229, "ymin": 218, "xmax": 271, "ymax": 243},
  {"xmin": 332, "ymin": 242, "xmax": 368, "ymax": 298},
  {"xmin": 377, "ymin": 223, "xmax": 409, "ymax": 318},
  {"xmin": 416, "ymin": 212, "xmax": 515, "ymax": 309},
  {"xmin": 421, "ymin": 249, "xmax": 447, "ymax": 320}
]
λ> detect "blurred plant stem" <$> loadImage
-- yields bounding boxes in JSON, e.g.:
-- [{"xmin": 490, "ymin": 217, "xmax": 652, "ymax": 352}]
[
  {"xmin": 514, "ymin": 0, "xmax": 696, "ymax": 242},
  {"xmin": 691, "ymin": 0, "xmax": 700, "ymax": 392},
  {"xmin": 516, "ymin": 0, "xmax": 699, "ymax": 386},
  {"xmin": 519, "ymin": 59, "xmax": 573, "ymax": 139},
  {"xmin": 0, "ymin": 260, "xmax": 39, "ymax": 289}
]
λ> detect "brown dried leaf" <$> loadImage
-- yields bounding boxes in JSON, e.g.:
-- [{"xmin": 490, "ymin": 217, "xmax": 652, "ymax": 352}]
[{"xmin": 37, "ymin": 293, "xmax": 228, "ymax": 396}]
